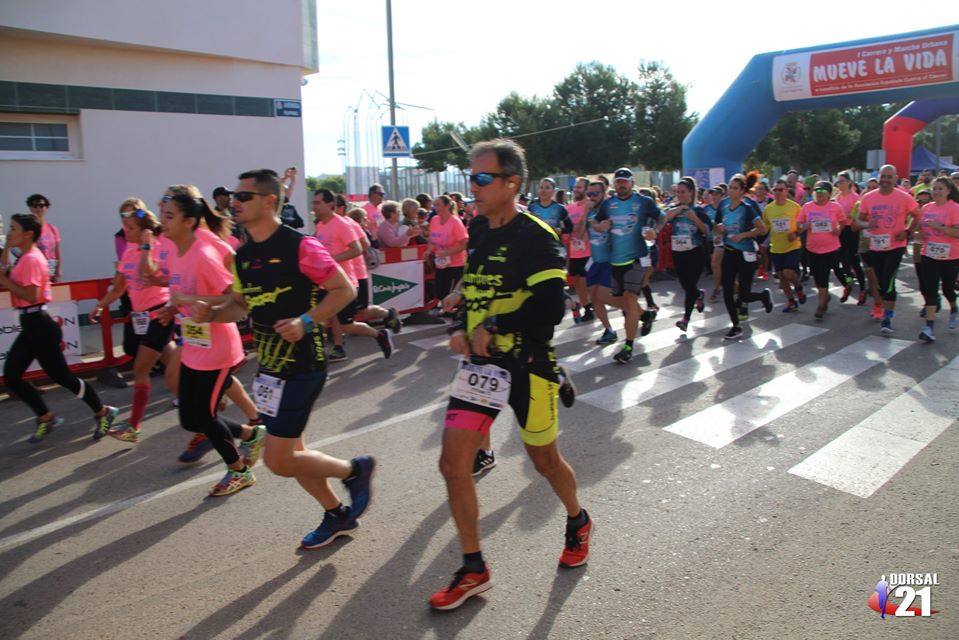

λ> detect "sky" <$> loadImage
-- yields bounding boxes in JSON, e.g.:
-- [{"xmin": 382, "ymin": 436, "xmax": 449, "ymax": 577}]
[{"xmin": 301, "ymin": 1, "xmax": 949, "ymax": 176}]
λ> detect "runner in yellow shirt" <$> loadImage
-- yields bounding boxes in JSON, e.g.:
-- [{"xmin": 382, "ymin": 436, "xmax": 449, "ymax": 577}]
[{"xmin": 762, "ymin": 179, "xmax": 805, "ymax": 312}]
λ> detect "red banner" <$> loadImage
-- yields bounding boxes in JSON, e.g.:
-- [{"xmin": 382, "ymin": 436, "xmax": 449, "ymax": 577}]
[{"xmin": 773, "ymin": 31, "xmax": 959, "ymax": 102}]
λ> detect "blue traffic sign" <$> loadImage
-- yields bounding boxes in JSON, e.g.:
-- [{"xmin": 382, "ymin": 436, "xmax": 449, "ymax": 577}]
[{"xmin": 382, "ymin": 125, "xmax": 411, "ymax": 158}]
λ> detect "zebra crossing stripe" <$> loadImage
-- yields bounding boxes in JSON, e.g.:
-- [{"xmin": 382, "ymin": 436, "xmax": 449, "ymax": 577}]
[
  {"xmin": 788, "ymin": 356, "xmax": 959, "ymax": 498},
  {"xmin": 579, "ymin": 323, "xmax": 827, "ymax": 411},
  {"xmin": 664, "ymin": 336, "xmax": 914, "ymax": 449},
  {"xmin": 562, "ymin": 313, "xmax": 730, "ymax": 373}
]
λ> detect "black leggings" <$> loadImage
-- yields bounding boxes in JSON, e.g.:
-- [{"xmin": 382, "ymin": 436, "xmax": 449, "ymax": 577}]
[
  {"xmin": 721, "ymin": 249, "xmax": 763, "ymax": 326},
  {"xmin": 3, "ymin": 311, "xmax": 104, "ymax": 418},
  {"xmin": 434, "ymin": 266, "xmax": 464, "ymax": 302},
  {"xmin": 918, "ymin": 256, "xmax": 959, "ymax": 309},
  {"xmin": 839, "ymin": 227, "xmax": 865, "ymax": 289},
  {"xmin": 674, "ymin": 247, "xmax": 706, "ymax": 320},
  {"xmin": 808, "ymin": 250, "xmax": 840, "ymax": 289},
  {"xmin": 868, "ymin": 248, "xmax": 905, "ymax": 302},
  {"xmin": 178, "ymin": 364, "xmax": 244, "ymax": 466}
]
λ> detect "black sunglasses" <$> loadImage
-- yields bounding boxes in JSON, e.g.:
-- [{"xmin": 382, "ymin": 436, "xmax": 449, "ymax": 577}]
[
  {"xmin": 586, "ymin": 191, "xmax": 602, "ymax": 197},
  {"xmin": 28, "ymin": 202, "xmax": 49, "ymax": 209},
  {"xmin": 232, "ymin": 191, "xmax": 270, "ymax": 202},
  {"xmin": 469, "ymin": 172, "xmax": 512, "ymax": 186}
]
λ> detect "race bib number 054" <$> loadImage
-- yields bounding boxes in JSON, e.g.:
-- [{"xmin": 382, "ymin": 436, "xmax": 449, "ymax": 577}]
[{"xmin": 450, "ymin": 361, "xmax": 511, "ymax": 410}]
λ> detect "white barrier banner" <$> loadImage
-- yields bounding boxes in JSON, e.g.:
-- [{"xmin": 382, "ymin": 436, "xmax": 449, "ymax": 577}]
[
  {"xmin": 0, "ymin": 302, "xmax": 82, "ymax": 373},
  {"xmin": 370, "ymin": 260, "xmax": 424, "ymax": 310}
]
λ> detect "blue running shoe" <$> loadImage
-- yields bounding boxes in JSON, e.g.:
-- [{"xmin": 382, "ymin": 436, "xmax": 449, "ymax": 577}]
[
  {"xmin": 595, "ymin": 328, "xmax": 617, "ymax": 345},
  {"xmin": 344, "ymin": 456, "xmax": 376, "ymax": 520},
  {"xmin": 301, "ymin": 512, "xmax": 359, "ymax": 549},
  {"xmin": 92, "ymin": 406, "xmax": 120, "ymax": 441}
]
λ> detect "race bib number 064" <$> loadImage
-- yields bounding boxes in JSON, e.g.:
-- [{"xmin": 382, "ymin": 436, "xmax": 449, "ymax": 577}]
[{"xmin": 450, "ymin": 361, "xmax": 511, "ymax": 410}]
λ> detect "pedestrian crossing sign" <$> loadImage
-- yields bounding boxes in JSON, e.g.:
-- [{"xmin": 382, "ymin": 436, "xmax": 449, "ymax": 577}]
[{"xmin": 382, "ymin": 126, "xmax": 411, "ymax": 158}]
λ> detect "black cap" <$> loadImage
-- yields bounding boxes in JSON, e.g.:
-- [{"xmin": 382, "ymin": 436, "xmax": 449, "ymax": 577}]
[
  {"xmin": 212, "ymin": 186, "xmax": 232, "ymax": 198},
  {"xmin": 613, "ymin": 167, "xmax": 633, "ymax": 181}
]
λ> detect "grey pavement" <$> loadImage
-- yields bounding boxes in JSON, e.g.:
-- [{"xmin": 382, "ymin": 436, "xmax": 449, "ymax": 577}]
[{"xmin": 0, "ymin": 266, "xmax": 957, "ymax": 640}]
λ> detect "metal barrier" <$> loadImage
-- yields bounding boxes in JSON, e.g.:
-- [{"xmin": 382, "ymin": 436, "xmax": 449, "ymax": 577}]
[{"xmin": 0, "ymin": 278, "xmax": 131, "ymax": 387}]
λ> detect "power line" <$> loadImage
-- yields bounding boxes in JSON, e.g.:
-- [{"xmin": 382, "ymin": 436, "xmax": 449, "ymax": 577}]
[{"xmin": 412, "ymin": 116, "xmax": 608, "ymax": 158}]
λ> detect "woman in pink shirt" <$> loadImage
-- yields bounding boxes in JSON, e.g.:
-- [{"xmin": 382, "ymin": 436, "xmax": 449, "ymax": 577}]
[
  {"xmin": 797, "ymin": 180, "xmax": 848, "ymax": 319},
  {"xmin": 159, "ymin": 185, "xmax": 261, "ymax": 458},
  {"xmin": 90, "ymin": 201, "xmax": 178, "ymax": 442},
  {"xmin": 0, "ymin": 213, "xmax": 118, "ymax": 443},
  {"xmin": 834, "ymin": 171, "xmax": 866, "ymax": 304},
  {"xmin": 25, "ymin": 193, "xmax": 62, "ymax": 282},
  {"xmin": 427, "ymin": 195, "xmax": 469, "ymax": 301},
  {"xmin": 157, "ymin": 193, "xmax": 263, "ymax": 496},
  {"xmin": 915, "ymin": 176, "xmax": 959, "ymax": 341}
]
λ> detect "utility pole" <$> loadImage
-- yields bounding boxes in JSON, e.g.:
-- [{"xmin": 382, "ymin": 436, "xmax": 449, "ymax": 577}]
[
  {"xmin": 935, "ymin": 119, "xmax": 942, "ymax": 174},
  {"xmin": 386, "ymin": 0, "xmax": 399, "ymax": 198}
]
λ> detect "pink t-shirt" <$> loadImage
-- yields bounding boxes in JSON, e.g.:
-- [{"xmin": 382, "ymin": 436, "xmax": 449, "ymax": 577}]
[
  {"xmin": 168, "ymin": 240, "xmax": 243, "ymax": 371},
  {"xmin": 10, "ymin": 246, "xmax": 51, "ymax": 307},
  {"xmin": 314, "ymin": 215, "xmax": 359, "ymax": 286},
  {"xmin": 835, "ymin": 191, "xmax": 859, "ymax": 217},
  {"xmin": 195, "ymin": 227, "xmax": 234, "ymax": 267},
  {"xmin": 919, "ymin": 200, "xmax": 959, "ymax": 261},
  {"xmin": 36, "ymin": 222, "xmax": 60, "ymax": 261},
  {"xmin": 859, "ymin": 188, "xmax": 918, "ymax": 251},
  {"xmin": 118, "ymin": 243, "xmax": 170, "ymax": 311},
  {"xmin": 428, "ymin": 214, "xmax": 469, "ymax": 269},
  {"xmin": 363, "ymin": 202, "xmax": 384, "ymax": 232},
  {"xmin": 798, "ymin": 201, "xmax": 845, "ymax": 254},
  {"xmin": 298, "ymin": 236, "xmax": 341, "ymax": 284},
  {"xmin": 341, "ymin": 215, "xmax": 369, "ymax": 280},
  {"xmin": 565, "ymin": 200, "xmax": 591, "ymax": 259}
]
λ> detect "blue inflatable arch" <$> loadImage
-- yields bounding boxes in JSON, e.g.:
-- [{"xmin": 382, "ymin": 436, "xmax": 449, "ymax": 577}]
[{"xmin": 682, "ymin": 25, "xmax": 959, "ymax": 181}]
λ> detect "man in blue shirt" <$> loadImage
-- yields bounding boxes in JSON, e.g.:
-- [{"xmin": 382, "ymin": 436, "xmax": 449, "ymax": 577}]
[{"xmin": 595, "ymin": 168, "xmax": 660, "ymax": 363}]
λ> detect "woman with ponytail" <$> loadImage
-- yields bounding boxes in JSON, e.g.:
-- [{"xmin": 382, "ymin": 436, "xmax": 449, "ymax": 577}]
[
  {"xmin": 713, "ymin": 172, "xmax": 773, "ymax": 340},
  {"xmin": 155, "ymin": 193, "xmax": 265, "ymax": 495},
  {"xmin": 89, "ymin": 199, "xmax": 179, "ymax": 442},
  {"xmin": 835, "ymin": 171, "xmax": 866, "ymax": 304},
  {"xmin": 665, "ymin": 176, "xmax": 712, "ymax": 332}
]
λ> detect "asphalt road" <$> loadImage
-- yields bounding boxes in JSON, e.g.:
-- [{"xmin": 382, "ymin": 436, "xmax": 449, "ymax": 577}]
[{"xmin": 1, "ymin": 267, "xmax": 957, "ymax": 640}]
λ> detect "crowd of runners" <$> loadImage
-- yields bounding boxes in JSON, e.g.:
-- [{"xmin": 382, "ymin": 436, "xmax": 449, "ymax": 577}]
[{"xmin": 2, "ymin": 139, "xmax": 959, "ymax": 609}]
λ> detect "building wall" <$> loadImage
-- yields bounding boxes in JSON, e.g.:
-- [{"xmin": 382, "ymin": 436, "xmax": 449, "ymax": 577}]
[{"xmin": 0, "ymin": 3, "xmax": 314, "ymax": 281}]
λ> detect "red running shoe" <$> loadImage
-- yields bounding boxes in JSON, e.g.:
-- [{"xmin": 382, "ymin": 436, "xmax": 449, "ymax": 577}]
[
  {"xmin": 870, "ymin": 303, "xmax": 883, "ymax": 321},
  {"xmin": 429, "ymin": 566, "xmax": 492, "ymax": 610},
  {"xmin": 559, "ymin": 511, "xmax": 592, "ymax": 568}
]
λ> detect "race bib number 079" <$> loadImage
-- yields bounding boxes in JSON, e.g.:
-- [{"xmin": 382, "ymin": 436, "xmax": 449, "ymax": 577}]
[{"xmin": 450, "ymin": 361, "xmax": 511, "ymax": 410}]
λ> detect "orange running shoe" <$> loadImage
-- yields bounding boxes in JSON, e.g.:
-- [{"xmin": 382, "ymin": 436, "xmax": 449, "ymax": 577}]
[
  {"xmin": 559, "ymin": 511, "xmax": 592, "ymax": 568},
  {"xmin": 870, "ymin": 303, "xmax": 883, "ymax": 321},
  {"xmin": 429, "ymin": 566, "xmax": 492, "ymax": 610}
]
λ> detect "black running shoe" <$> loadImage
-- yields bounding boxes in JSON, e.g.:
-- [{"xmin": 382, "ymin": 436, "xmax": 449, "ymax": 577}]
[
  {"xmin": 724, "ymin": 326, "xmax": 744, "ymax": 341},
  {"xmin": 472, "ymin": 450, "xmax": 496, "ymax": 476},
  {"xmin": 385, "ymin": 307, "xmax": 402, "ymax": 334},
  {"xmin": 613, "ymin": 344, "xmax": 633, "ymax": 364},
  {"xmin": 558, "ymin": 365, "xmax": 576, "ymax": 408},
  {"xmin": 375, "ymin": 329, "xmax": 393, "ymax": 359},
  {"xmin": 695, "ymin": 289, "xmax": 705, "ymax": 313},
  {"xmin": 762, "ymin": 288, "xmax": 773, "ymax": 314},
  {"xmin": 640, "ymin": 310, "xmax": 655, "ymax": 336}
]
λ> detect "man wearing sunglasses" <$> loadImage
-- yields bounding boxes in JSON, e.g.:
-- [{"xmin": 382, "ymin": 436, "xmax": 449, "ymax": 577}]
[
  {"xmin": 363, "ymin": 184, "xmax": 386, "ymax": 234},
  {"xmin": 24, "ymin": 194, "xmax": 62, "ymax": 282},
  {"xmin": 431, "ymin": 139, "xmax": 591, "ymax": 611},
  {"xmin": 191, "ymin": 168, "xmax": 376, "ymax": 549},
  {"xmin": 585, "ymin": 180, "xmax": 618, "ymax": 345}
]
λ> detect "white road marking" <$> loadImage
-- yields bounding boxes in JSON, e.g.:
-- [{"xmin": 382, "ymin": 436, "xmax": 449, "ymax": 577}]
[
  {"xmin": 664, "ymin": 337, "xmax": 914, "ymax": 449},
  {"xmin": 788, "ymin": 357, "xmax": 959, "ymax": 497},
  {"xmin": 579, "ymin": 324, "xmax": 826, "ymax": 411}
]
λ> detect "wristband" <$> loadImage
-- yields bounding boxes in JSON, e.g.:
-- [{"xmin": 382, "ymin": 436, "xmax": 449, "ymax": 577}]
[
  {"xmin": 482, "ymin": 315, "xmax": 499, "ymax": 335},
  {"xmin": 139, "ymin": 243, "xmax": 151, "ymax": 251},
  {"xmin": 299, "ymin": 313, "xmax": 315, "ymax": 330}
]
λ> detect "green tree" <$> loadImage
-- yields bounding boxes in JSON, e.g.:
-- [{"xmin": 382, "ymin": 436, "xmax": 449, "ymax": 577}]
[
  {"xmin": 306, "ymin": 174, "xmax": 345, "ymax": 193},
  {"xmin": 749, "ymin": 109, "xmax": 859, "ymax": 172},
  {"xmin": 549, "ymin": 62, "xmax": 635, "ymax": 174},
  {"xmin": 914, "ymin": 114, "xmax": 959, "ymax": 167},
  {"xmin": 632, "ymin": 61, "xmax": 697, "ymax": 170},
  {"xmin": 475, "ymin": 92, "xmax": 560, "ymax": 179},
  {"xmin": 412, "ymin": 120, "xmax": 472, "ymax": 173}
]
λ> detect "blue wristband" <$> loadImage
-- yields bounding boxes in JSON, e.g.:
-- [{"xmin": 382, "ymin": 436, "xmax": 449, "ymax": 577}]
[{"xmin": 299, "ymin": 313, "xmax": 315, "ymax": 330}]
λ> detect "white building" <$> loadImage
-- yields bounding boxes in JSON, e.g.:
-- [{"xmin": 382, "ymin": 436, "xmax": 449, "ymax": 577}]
[{"xmin": 0, "ymin": 0, "xmax": 317, "ymax": 279}]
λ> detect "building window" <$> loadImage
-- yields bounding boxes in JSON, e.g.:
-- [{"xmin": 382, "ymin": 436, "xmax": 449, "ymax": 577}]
[{"xmin": 0, "ymin": 116, "xmax": 77, "ymax": 160}]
